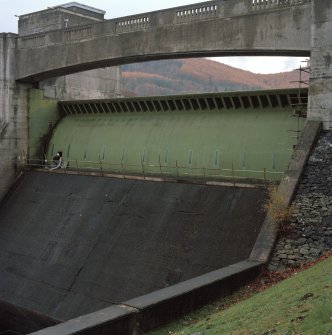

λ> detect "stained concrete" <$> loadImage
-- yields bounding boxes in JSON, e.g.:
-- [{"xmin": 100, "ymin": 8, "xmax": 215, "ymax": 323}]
[
  {"xmin": 16, "ymin": 1, "xmax": 311, "ymax": 82},
  {"xmin": 0, "ymin": 171, "xmax": 266, "ymax": 324}
]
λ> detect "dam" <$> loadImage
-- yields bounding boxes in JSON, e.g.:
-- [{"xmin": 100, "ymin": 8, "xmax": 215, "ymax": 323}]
[
  {"xmin": 1, "ymin": 0, "xmax": 330, "ymax": 333},
  {"xmin": 30, "ymin": 88, "xmax": 306, "ymax": 181},
  {"xmin": 0, "ymin": 86, "xmax": 308, "ymax": 334}
]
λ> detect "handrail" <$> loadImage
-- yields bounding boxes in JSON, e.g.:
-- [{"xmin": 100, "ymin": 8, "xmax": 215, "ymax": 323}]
[{"xmin": 25, "ymin": 158, "xmax": 284, "ymax": 185}]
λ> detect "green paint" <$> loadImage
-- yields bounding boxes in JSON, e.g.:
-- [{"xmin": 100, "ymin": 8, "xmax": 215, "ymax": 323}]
[
  {"xmin": 29, "ymin": 89, "xmax": 59, "ymax": 159},
  {"xmin": 47, "ymin": 108, "xmax": 305, "ymax": 181}
]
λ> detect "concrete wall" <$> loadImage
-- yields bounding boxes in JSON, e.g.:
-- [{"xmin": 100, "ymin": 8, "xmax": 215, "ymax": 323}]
[
  {"xmin": 39, "ymin": 67, "xmax": 120, "ymax": 100},
  {"xmin": 18, "ymin": 5, "xmax": 120, "ymax": 101},
  {"xmin": 0, "ymin": 33, "xmax": 29, "ymax": 201},
  {"xmin": 308, "ymin": 1, "xmax": 332, "ymax": 130},
  {"xmin": 28, "ymin": 89, "xmax": 59, "ymax": 159},
  {"xmin": 18, "ymin": 7, "xmax": 104, "ymax": 36}
]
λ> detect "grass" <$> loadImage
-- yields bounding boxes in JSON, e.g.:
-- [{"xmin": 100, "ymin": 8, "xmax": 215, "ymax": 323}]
[{"xmin": 146, "ymin": 256, "xmax": 332, "ymax": 335}]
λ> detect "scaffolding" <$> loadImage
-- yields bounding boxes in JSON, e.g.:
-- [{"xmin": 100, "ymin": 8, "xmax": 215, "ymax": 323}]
[{"xmin": 289, "ymin": 59, "xmax": 310, "ymax": 139}]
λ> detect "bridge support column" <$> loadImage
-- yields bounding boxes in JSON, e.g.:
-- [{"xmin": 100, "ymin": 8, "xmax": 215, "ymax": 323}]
[
  {"xmin": 308, "ymin": 1, "xmax": 332, "ymax": 130},
  {"xmin": 0, "ymin": 33, "xmax": 29, "ymax": 200}
]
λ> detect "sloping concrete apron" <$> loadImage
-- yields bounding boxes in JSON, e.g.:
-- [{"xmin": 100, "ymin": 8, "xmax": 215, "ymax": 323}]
[{"xmin": 0, "ymin": 121, "xmax": 320, "ymax": 334}]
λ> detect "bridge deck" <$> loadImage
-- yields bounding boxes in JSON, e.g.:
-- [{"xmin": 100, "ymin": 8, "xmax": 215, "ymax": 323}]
[{"xmin": 0, "ymin": 171, "xmax": 266, "ymax": 324}]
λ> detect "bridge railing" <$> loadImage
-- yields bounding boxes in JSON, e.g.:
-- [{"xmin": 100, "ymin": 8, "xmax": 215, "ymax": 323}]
[
  {"xmin": 25, "ymin": 157, "xmax": 284, "ymax": 185},
  {"xmin": 18, "ymin": 0, "xmax": 311, "ymax": 48},
  {"xmin": 251, "ymin": 0, "xmax": 311, "ymax": 11}
]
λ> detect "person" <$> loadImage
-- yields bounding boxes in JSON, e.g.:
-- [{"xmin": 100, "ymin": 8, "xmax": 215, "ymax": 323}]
[
  {"xmin": 53, "ymin": 152, "xmax": 61, "ymax": 164},
  {"xmin": 50, "ymin": 151, "xmax": 63, "ymax": 170}
]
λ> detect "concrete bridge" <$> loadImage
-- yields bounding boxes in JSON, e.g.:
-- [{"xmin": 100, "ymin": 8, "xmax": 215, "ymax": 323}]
[
  {"xmin": 16, "ymin": 0, "xmax": 311, "ymax": 82},
  {"xmin": 12, "ymin": 0, "xmax": 332, "ymax": 131}
]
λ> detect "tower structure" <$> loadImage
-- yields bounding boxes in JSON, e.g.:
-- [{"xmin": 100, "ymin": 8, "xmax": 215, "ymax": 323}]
[{"xmin": 17, "ymin": 2, "xmax": 121, "ymax": 100}]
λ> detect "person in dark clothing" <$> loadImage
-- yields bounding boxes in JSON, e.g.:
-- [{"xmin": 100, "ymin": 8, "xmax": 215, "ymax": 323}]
[
  {"xmin": 50, "ymin": 151, "xmax": 63, "ymax": 170},
  {"xmin": 53, "ymin": 152, "xmax": 61, "ymax": 164}
]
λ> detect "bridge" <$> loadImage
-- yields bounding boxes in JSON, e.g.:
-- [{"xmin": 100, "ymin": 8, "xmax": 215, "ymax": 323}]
[{"xmin": 16, "ymin": 0, "xmax": 311, "ymax": 82}]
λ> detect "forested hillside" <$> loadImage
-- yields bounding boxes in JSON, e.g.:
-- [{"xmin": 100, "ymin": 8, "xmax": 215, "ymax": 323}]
[{"xmin": 121, "ymin": 58, "xmax": 307, "ymax": 96}]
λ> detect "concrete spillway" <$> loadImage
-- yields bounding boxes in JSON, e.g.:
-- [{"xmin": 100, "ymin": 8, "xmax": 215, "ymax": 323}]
[{"xmin": 0, "ymin": 171, "xmax": 266, "ymax": 331}]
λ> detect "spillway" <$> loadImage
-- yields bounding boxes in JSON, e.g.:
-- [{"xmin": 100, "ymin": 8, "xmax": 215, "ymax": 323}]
[{"xmin": 0, "ymin": 171, "xmax": 266, "ymax": 330}]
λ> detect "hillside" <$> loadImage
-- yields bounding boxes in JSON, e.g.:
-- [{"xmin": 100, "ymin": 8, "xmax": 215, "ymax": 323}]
[
  {"xmin": 147, "ymin": 253, "xmax": 332, "ymax": 335},
  {"xmin": 121, "ymin": 58, "xmax": 308, "ymax": 96}
]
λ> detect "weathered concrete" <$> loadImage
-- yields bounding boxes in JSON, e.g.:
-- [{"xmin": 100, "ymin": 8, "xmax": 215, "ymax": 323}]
[
  {"xmin": 125, "ymin": 260, "xmax": 261, "ymax": 333},
  {"xmin": 0, "ymin": 172, "xmax": 266, "ymax": 326},
  {"xmin": 0, "ymin": 300, "xmax": 59, "ymax": 334},
  {"xmin": 28, "ymin": 260, "xmax": 261, "ymax": 335},
  {"xmin": 12, "ymin": 0, "xmax": 332, "ymax": 129},
  {"xmin": 250, "ymin": 120, "xmax": 321, "ymax": 263},
  {"xmin": 24, "ymin": 118, "xmax": 322, "ymax": 335},
  {"xmin": 0, "ymin": 33, "xmax": 29, "ymax": 201},
  {"xmin": 15, "ymin": 0, "xmax": 311, "ymax": 82},
  {"xmin": 17, "ymin": 4, "xmax": 120, "ymax": 100},
  {"xmin": 308, "ymin": 1, "xmax": 332, "ymax": 130},
  {"xmin": 29, "ymin": 304, "xmax": 139, "ymax": 335},
  {"xmin": 18, "ymin": 4, "xmax": 105, "ymax": 36},
  {"xmin": 39, "ymin": 67, "xmax": 120, "ymax": 101}
]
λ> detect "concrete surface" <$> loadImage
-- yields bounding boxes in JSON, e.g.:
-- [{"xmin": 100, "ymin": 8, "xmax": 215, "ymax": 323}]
[
  {"xmin": 13, "ymin": 0, "xmax": 332, "ymax": 129},
  {"xmin": 47, "ymin": 89, "xmax": 305, "ymax": 181},
  {"xmin": 26, "ymin": 119, "xmax": 321, "ymax": 335},
  {"xmin": 0, "ymin": 171, "xmax": 266, "ymax": 326},
  {"xmin": 29, "ymin": 260, "xmax": 261, "ymax": 335},
  {"xmin": 0, "ymin": 300, "xmax": 59, "ymax": 334},
  {"xmin": 250, "ymin": 120, "xmax": 322, "ymax": 262},
  {"xmin": 16, "ymin": 1, "xmax": 311, "ymax": 82}
]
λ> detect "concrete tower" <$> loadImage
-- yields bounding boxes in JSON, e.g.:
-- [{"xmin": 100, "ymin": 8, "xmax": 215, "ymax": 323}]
[{"xmin": 17, "ymin": 2, "xmax": 121, "ymax": 100}]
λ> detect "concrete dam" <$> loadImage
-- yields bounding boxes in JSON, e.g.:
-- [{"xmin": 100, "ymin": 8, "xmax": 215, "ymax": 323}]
[
  {"xmin": 30, "ymin": 88, "xmax": 306, "ymax": 181},
  {"xmin": 1, "ymin": 0, "xmax": 331, "ymax": 332},
  {"xmin": 0, "ymin": 88, "xmax": 307, "ymax": 334}
]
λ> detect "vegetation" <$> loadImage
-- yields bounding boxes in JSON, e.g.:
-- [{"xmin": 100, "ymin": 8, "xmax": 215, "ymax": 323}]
[
  {"xmin": 264, "ymin": 187, "xmax": 294, "ymax": 233},
  {"xmin": 121, "ymin": 58, "xmax": 307, "ymax": 96},
  {"xmin": 147, "ymin": 253, "xmax": 332, "ymax": 335}
]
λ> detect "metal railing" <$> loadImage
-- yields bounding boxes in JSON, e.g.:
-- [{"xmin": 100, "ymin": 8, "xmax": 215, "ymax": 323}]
[{"xmin": 25, "ymin": 158, "xmax": 284, "ymax": 186}]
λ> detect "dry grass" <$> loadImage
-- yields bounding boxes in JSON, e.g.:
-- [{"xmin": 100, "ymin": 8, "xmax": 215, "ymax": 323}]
[{"xmin": 263, "ymin": 187, "xmax": 294, "ymax": 233}]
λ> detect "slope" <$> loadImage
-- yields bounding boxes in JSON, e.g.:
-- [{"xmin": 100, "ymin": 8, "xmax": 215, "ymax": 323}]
[
  {"xmin": 147, "ymin": 255, "xmax": 332, "ymax": 335},
  {"xmin": 121, "ymin": 58, "xmax": 308, "ymax": 96}
]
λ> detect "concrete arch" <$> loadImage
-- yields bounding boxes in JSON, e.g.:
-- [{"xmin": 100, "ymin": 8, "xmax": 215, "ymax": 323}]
[{"xmin": 16, "ymin": 0, "xmax": 312, "ymax": 82}]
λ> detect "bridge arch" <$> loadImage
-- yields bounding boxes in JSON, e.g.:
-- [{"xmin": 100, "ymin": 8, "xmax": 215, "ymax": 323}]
[{"xmin": 16, "ymin": 0, "xmax": 311, "ymax": 82}]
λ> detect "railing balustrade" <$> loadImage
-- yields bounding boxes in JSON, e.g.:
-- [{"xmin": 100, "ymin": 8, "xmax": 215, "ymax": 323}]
[
  {"xmin": 175, "ymin": 4, "xmax": 218, "ymax": 23},
  {"xmin": 25, "ymin": 157, "xmax": 284, "ymax": 185},
  {"xmin": 65, "ymin": 26, "xmax": 93, "ymax": 41},
  {"xmin": 251, "ymin": 0, "xmax": 311, "ymax": 11},
  {"xmin": 18, "ymin": 0, "xmax": 311, "ymax": 47},
  {"xmin": 116, "ymin": 16, "xmax": 150, "ymax": 33}
]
